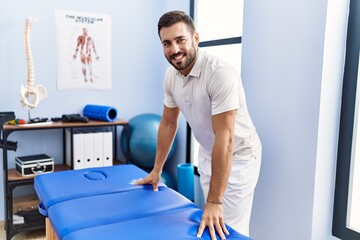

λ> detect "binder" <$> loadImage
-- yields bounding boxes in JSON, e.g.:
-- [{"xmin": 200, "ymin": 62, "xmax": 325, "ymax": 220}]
[
  {"xmin": 93, "ymin": 132, "xmax": 103, "ymax": 167},
  {"xmin": 73, "ymin": 132, "xmax": 84, "ymax": 170},
  {"xmin": 65, "ymin": 129, "xmax": 72, "ymax": 167},
  {"xmin": 83, "ymin": 132, "xmax": 94, "ymax": 169},
  {"xmin": 102, "ymin": 131, "xmax": 113, "ymax": 166}
]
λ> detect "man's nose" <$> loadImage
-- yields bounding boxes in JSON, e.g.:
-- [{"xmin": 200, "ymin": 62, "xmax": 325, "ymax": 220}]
[{"xmin": 171, "ymin": 43, "xmax": 180, "ymax": 54}]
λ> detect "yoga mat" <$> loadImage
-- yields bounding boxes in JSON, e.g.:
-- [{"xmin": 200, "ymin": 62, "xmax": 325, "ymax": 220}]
[
  {"xmin": 83, "ymin": 104, "xmax": 118, "ymax": 122},
  {"xmin": 177, "ymin": 163, "xmax": 194, "ymax": 201}
]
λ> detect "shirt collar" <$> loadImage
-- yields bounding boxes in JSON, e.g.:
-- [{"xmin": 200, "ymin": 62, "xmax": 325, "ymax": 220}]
[{"xmin": 188, "ymin": 48, "xmax": 204, "ymax": 78}]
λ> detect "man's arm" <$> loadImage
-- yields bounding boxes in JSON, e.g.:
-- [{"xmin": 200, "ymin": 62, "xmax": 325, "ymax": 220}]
[
  {"xmin": 197, "ymin": 109, "xmax": 237, "ymax": 240},
  {"xmin": 135, "ymin": 105, "xmax": 180, "ymax": 190}
]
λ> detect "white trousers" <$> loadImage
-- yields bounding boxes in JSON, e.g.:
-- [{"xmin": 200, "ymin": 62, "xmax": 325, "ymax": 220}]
[{"xmin": 197, "ymin": 150, "xmax": 261, "ymax": 237}]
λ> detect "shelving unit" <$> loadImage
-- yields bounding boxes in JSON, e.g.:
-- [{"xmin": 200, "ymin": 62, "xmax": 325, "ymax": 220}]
[{"xmin": 1, "ymin": 119, "xmax": 129, "ymax": 239}]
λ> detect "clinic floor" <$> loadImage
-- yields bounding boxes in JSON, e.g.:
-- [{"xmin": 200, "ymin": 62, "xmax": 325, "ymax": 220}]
[{"xmin": 0, "ymin": 221, "xmax": 45, "ymax": 239}]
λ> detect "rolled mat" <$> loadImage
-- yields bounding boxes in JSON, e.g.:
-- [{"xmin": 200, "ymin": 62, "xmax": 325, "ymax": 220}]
[
  {"xmin": 83, "ymin": 104, "xmax": 118, "ymax": 122},
  {"xmin": 177, "ymin": 163, "xmax": 194, "ymax": 201}
]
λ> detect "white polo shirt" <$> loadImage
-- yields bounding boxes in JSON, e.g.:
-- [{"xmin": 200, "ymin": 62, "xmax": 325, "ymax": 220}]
[{"xmin": 164, "ymin": 49, "xmax": 260, "ymax": 159}]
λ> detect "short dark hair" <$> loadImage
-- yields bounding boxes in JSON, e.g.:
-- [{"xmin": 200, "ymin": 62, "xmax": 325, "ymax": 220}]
[{"xmin": 158, "ymin": 10, "xmax": 195, "ymax": 36}]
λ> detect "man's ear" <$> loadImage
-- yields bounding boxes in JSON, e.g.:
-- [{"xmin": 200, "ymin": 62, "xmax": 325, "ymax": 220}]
[{"xmin": 193, "ymin": 32, "xmax": 199, "ymax": 46}]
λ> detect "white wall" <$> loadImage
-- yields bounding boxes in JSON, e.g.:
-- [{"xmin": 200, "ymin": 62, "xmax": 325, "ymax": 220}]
[{"xmin": 242, "ymin": 0, "xmax": 348, "ymax": 239}]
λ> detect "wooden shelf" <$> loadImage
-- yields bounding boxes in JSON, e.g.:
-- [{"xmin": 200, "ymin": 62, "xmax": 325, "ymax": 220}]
[
  {"xmin": 3, "ymin": 119, "xmax": 129, "ymax": 131},
  {"xmin": 8, "ymin": 164, "xmax": 71, "ymax": 181}
]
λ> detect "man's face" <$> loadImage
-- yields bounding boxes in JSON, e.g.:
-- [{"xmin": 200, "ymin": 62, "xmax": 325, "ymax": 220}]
[{"xmin": 159, "ymin": 22, "xmax": 199, "ymax": 76}]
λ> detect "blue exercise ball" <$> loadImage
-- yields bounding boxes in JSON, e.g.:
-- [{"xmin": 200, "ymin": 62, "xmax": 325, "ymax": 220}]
[
  {"xmin": 160, "ymin": 171, "xmax": 176, "ymax": 190},
  {"xmin": 121, "ymin": 113, "xmax": 176, "ymax": 168}
]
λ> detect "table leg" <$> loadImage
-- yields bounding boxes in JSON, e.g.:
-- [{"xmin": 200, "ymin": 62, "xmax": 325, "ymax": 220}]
[{"xmin": 46, "ymin": 218, "xmax": 57, "ymax": 240}]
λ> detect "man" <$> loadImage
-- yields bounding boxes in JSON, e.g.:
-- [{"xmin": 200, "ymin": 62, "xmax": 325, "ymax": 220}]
[
  {"xmin": 135, "ymin": 10, "xmax": 261, "ymax": 239},
  {"xmin": 73, "ymin": 27, "xmax": 99, "ymax": 82}
]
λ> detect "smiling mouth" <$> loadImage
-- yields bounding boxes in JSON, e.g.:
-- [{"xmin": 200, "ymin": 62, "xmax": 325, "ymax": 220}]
[{"xmin": 172, "ymin": 53, "xmax": 185, "ymax": 61}]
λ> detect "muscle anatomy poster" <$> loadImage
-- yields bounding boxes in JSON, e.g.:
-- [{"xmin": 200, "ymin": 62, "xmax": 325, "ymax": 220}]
[{"xmin": 55, "ymin": 10, "xmax": 111, "ymax": 90}]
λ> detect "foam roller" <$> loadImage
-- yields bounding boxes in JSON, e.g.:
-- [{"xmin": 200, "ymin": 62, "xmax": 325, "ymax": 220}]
[
  {"xmin": 83, "ymin": 104, "xmax": 118, "ymax": 122},
  {"xmin": 177, "ymin": 163, "xmax": 194, "ymax": 201}
]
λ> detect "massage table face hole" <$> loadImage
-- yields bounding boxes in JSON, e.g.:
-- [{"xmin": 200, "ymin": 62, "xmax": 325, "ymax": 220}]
[{"xmin": 83, "ymin": 171, "xmax": 107, "ymax": 180}]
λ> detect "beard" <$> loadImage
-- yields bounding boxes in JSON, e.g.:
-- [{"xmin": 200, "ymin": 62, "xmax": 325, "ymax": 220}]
[{"xmin": 166, "ymin": 44, "xmax": 197, "ymax": 73}]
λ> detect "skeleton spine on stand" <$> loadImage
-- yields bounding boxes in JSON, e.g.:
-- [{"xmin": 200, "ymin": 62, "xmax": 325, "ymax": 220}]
[{"xmin": 20, "ymin": 16, "xmax": 47, "ymax": 112}]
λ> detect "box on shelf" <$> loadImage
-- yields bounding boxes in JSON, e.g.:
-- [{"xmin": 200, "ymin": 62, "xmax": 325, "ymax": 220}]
[
  {"xmin": 13, "ymin": 194, "xmax": 39, "ymax": 213},
  {"xmin": 15, "ymin": 154, "xmax": 54, "ymax": 177}
]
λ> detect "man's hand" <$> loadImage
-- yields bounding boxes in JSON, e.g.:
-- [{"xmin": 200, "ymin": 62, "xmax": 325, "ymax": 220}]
[
  {"xmin": 134, "ymin": 170, "xmax": 161, "ymax": 191},
  {"xmin": 197, "ymin": 202, "xmax": 229, "ymax": 240}
]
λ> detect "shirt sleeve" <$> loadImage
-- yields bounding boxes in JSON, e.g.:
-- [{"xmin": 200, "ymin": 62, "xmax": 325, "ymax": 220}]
[
  {"xmin": 208, "ymin": 65, "xmax": 241, "ymax": 115},
  {"xmin": 163, "ymin": 68, "xmax": 178, "ymax": 108}
]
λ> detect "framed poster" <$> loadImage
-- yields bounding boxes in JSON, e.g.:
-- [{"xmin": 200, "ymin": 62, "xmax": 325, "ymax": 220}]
[{"xmin": 55, "ymin": 10, "xmax": 111, "ymax": 90}]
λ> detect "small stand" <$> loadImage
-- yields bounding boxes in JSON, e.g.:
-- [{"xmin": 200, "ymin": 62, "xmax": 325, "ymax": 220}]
[
  {"xmin": 27, "ymin": 110, "xmax": 49, "ymax": 124},
  {"xmin": 0, "ymin": 112, "xmax": 17, "ymax": 151}
]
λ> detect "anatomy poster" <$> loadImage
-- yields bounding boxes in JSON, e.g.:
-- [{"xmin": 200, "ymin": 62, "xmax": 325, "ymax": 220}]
[{"xmin": 55, "ymin": 10, "xmax": 111, "ymax": 90}]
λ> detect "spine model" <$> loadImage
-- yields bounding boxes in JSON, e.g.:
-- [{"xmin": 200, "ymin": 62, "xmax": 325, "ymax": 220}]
[{"xmin": 20, "ymin": 16, "xmax": 47, "ymax": 109}]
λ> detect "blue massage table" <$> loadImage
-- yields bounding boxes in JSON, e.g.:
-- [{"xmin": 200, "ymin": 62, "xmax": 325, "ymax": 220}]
[{"xmin": 34, "ymin": 164, "xmax": 251, "ymax": 240}]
